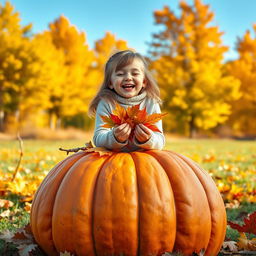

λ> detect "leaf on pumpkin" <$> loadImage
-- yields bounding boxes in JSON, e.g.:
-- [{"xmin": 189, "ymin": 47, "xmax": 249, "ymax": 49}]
[
  {"xmin": 84, "ymin": 147, "xmax": 113, "ymax": 156},
  {"xmin": 228, "ymin": 211, "xmax": 256, "ymax": 235},
  {"xmin": 237, "ymin": 233, "xmax": 256, "ymax": 251}
]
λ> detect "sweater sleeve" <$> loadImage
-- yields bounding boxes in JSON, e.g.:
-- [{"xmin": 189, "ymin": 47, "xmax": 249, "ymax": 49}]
[
  {"xmin": 133, "ymin": 102, "xmax": 165, "ymax": 150},
  {"xmin": 93, "ymin": 100, "xmax": 129, "ymax": 150}
]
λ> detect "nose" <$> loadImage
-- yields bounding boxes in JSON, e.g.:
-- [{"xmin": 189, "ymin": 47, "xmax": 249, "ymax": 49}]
[{"xmin": 124, "ymin": 73, "xmax": 132, "ymax": 81}]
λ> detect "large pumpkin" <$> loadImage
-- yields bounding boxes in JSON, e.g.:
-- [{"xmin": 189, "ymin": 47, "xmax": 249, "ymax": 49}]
[{"xmin": 30, "ymin": 150, "xmax": 226, "ymax": 256}]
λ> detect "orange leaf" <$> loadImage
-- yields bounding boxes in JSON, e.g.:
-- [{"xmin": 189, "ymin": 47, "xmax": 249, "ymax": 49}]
[
  {"xmin": 100, "ymin": 115, "xmax": 115, "ymax": 128},
  {"xmin": 237, "ymin": 233, "xmax": 256, "ymax": 251},
  {"xmin": 113, "ymin": 103, "xmax": 127, "ymax": 122},
  {"xmin": 135, "ymin": 107, "xmax": 147, "ymax": 123},
  {"xmin": 100, "ymin": 103, "xmax": 167, "ymax": 133},
  {"xmin": 84, "ymin": 147, "xmax": 114, "ymax": 156},
  {"xmin": 145, "ymin": 112, "xmax": 168, "ymax": 124},
  {"xmin": 126, "ymin": 104, "xmax": 140, "ymax": 119}
]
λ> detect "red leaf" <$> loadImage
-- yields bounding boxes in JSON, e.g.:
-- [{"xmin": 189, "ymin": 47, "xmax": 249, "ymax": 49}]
[
  {"xmin": 228, "ymin": 211, "xmax": 256, "ymax": 235},
  {"xmin": 110, "ymin": 114, "xmax": 122, "ymax": 125},
  {"xmin": 143, "ymin": 123, "xmax": 161, "ymax": 132}
]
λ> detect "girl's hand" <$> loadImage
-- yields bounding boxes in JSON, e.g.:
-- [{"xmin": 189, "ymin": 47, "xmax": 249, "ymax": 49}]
[
  {"xmin": 134, "ymin": 124, "xmax": 152, "ymax": 144},
  {"xmin": 113, "ymin": 123, "xmax": 131, "ymax": 143}
]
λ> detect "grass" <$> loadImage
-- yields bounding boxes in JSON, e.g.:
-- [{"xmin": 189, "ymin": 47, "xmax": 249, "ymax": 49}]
[{"xmin": 0, "ymin": 137, "xmax": 256, "ymax": 254}]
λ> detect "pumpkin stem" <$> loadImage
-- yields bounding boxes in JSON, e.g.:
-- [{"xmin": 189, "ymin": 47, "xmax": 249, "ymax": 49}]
[
  {"xmin": 59, "ymin": 146, "xmax": 87, "ymax": 155},
  {"xmin": 59, "ymin": 141, "xmax": 94, "ymax": 155}
]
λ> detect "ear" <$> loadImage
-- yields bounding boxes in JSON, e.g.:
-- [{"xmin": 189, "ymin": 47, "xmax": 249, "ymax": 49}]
[
  {"xmin": 109, "ymin": 84, "xmax": 114, "ymax": 89},
  {"xmin": 142, "ymin": 79, "xmax": 147, "ymax": 88}
]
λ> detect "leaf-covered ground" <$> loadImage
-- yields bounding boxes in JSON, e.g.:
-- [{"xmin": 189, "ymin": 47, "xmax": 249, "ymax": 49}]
[{"xmin": 0, "ymin": 138, "xmax": 256, "ymax": 255}]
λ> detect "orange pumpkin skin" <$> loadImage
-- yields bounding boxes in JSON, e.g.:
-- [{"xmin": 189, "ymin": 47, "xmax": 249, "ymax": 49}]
[{"xmin": 30, "ymin": 150, "xmax": 226, "ymax": 256}]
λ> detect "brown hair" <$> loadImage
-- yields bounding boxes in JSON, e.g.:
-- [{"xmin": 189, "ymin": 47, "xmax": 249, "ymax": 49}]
[{"xmin": 88, "ymin": 50, "xmax": 161, "ymax": 117}]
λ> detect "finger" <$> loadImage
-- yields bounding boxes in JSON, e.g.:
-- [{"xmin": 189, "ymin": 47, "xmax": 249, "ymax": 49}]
[
  {"xmin": 136, "ymin": 125, "xmax": 148, "ymax": 138},
  {"xmin": 134, "ymin": 127, "xmax": 147, "ymax": 142},
  {"xmin": 122, "ymin": 124, "xmax": 132, "ymax": 134},
  {"xmin": 139, "ymin": 124, "xmax": 152, "ymax": 135},
  {"xmin": 115, "ymin": 123, "xmax": 127, "ymax": 133}
]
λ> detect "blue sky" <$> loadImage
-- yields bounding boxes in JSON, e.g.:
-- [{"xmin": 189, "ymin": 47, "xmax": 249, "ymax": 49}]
[{"xmin": 2, "ymin": 0, "xmax": 256, "ymax": 61}]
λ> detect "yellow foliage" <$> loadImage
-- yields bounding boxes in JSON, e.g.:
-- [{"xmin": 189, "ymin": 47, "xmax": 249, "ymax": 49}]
[
  {"xmin": 150, "ymin": 0, "xmax": 241, "ymax": 135},
  {"xmin": 0, "ymin": 1, "xmax": 41, "ymax": 131},
  {"xmin": 227, "ymin": 25, "xmax": 256, "ymax": 135}
]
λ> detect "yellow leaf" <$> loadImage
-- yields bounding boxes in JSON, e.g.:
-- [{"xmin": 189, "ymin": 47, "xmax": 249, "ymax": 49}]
[{"xmin": 237, "ymin": 233, "xmax": 256, "ymax": 251}]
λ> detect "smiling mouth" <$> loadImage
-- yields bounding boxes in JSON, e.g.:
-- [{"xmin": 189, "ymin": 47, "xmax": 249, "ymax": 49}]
[{"xmin": 122, "ymin": 84, "xmax": 135, "ymax": 89}]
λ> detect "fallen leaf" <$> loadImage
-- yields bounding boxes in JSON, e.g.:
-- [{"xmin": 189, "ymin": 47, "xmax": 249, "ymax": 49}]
[
  {"xmin": 0, "ymin": 229, "xmax": 14, "ymax": 242},
  {"xmin": 228, "ymin": 211, "xmax": 256, "ymax": 235},
  {"xmin": 222, "ymin": 241, "xmax": 238, "ymax": 252},
  {"xmin": 0, "ymin": 198, "xmax": 14, "ymax": 208},
  {"xmin": 0, "ymin": 209, "xmax": 11, "ymax": 217},
  {"xmin": 18, "ymin": 244, "xmax": 38, "ymax": 256},
  {"xmin": 237, "ymin": 232, "xmax": 256, "ymax": 251}
]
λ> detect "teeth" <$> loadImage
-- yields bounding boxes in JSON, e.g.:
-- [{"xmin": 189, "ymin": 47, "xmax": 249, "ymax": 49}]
[{"xmin": 122, "ymin": 85, "xmax": 135, "ymax": 88}]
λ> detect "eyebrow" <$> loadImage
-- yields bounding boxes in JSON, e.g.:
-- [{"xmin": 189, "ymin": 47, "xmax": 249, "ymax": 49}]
[{"xmin": 116, "ymin": 68, "xmax": 141, "ymax": 72}]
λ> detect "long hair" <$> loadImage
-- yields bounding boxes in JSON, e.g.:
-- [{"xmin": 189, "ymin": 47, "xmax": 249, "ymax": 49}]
[{"xmin": 88, "ymin": 50, "xmax": 161, "ymax": 117}]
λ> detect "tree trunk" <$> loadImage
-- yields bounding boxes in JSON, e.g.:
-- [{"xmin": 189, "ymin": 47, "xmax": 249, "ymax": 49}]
[
  {"xmin": 49, "ymin": 112, "xmax": 57, "ymax": 130},
  {"xmin": 189, "ymin": 115, "xmax": 197, "ymax": 138},
  {"xmin": 0, "ymin": 110, "xmax": 4, "ymax": 132}
]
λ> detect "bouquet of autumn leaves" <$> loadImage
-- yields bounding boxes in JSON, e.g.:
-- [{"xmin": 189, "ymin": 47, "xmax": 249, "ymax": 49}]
[{"xmin": 100, "ymin": 103, "xmax": 167, "ymax": 140}]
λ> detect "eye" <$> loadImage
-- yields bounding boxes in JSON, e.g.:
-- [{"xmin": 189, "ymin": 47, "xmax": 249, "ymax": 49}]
[{"xmin": 116, "ymin": 72, "xmax": 124, "ymax": 76}]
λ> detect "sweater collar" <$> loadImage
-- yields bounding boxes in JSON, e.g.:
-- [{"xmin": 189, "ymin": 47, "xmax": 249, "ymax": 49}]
[{"xmin": 113, "ymin": 91, "xmax": 147, "ymax": 105}]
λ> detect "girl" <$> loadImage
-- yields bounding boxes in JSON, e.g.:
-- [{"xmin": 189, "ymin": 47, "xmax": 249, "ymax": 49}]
[{"xmin": 88, "ymin": 50, "xmax": 165, "ymax": 152}]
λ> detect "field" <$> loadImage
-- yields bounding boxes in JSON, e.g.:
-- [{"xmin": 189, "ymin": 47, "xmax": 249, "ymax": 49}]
[{"xmin": 0, "ymin": 137, "xmax": 256, "ymax": 255}]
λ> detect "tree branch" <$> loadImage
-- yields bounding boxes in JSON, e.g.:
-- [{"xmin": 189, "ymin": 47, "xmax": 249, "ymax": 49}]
[{"xmin": 12, "ymin": 133, "xmax": 24, "ymax": 182}]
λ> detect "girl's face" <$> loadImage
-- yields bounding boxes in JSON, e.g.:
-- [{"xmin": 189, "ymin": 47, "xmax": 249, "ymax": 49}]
[{"xmin": 109, "ymin": 58, "xmax": 146, "ymax": 98}]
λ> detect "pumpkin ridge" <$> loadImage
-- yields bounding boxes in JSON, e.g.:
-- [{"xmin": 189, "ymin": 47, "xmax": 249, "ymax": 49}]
[
  {"xmin": 168, "ymin": 152, "xmax": 211, "ymax": 254},
  {"xmin": 33, "ymin": 152, "xmax": 86, "ymax": 255},
  {"xmin": 146, "ymin": 150, "xmax": 211, "ymax": 255},
  {"xmin": 30, "ymin": 152, "xmax": 82, "ymax": 234},
  {"xmin": 93, "ymin": 153, "xmax": 139, "ymax": 256},
  {"xmin": 172, "ymin": 152, "xmax": 227, "ymax": 256},
  {"xmin": 51, "ymin": 153, "xmax": 111, "ymax": 255},
  {"xmin": 130, "ymin": 152, "xmax": 142, "ymax": 256},
  {"xmin": 91, "ymin": 153, "xmax": 117, "ymax": 256},
  {"xmin": 131, "ymin": 151, "xmax": 176, "ymax": 256},
  {"xmin": 31, "ymin": 153, "xmax": 80, "ymax": 253}
]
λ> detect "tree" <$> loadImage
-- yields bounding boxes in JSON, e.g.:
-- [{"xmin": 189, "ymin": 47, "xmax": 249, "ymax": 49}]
[
  {"xmin": 150, "ymin": 0, "xmax": 240, "ymax": 137},
  {"xmin": 226, "ymin": 25, "xmax": 256, "ymax": 135},
  {"xmin": 43, "ymin": 15, "xmax": 96, "ymax": 129},
  {"xmin": 0, "ymin": 1, "xmax": 40, "ymax": 131}
]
